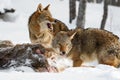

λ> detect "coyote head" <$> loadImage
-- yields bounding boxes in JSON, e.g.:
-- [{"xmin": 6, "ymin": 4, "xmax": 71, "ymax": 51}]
[
  {"xmin": 52, "ymin": 30, "xmax": 76, "ymax": 56},
  {"xmin": 29, "ymin": 3, "xmax": 55, "ymax": 32},
  {"xmin": 37, "ymin": 3, "xmax": 55, "ymax": 31}
]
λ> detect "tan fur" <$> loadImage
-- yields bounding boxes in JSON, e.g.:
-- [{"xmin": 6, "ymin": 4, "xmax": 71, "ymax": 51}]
[
  {"xmin": 53, "ymin": 19, "xmax": 69, "ymax": 35},
  {"xmin": 0, "ymin": 40, "xmax": 14, "ymax": 48},
  {"xmin": 52, "ymin": 28, "xmax": 120, "ymax": 67},
  {"xmin": 44, "ymin": 48, "xmax": 57, "ymax": 58}
]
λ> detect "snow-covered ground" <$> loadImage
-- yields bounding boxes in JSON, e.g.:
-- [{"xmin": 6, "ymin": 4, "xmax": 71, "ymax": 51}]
[{"xmin": 0, "ymin": 0, "xmax": 120, "ymax": 80}]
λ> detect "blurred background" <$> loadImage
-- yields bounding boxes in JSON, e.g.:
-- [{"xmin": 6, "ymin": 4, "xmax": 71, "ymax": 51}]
[{"xmin": 0, "ymin": 0, "xmax": 120, "ymax": 44}]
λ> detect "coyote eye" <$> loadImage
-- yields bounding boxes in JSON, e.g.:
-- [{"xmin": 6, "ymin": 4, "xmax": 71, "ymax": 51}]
[
  {"xmin": 66, "ymin": 43, "xmax": 69, "ymax": 46},
  {"xmin": 58, "ymin": 42, "xmax": 61, "ymax": 47}
]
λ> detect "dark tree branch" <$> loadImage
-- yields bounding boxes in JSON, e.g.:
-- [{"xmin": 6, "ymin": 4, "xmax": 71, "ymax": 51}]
[
  {"xmin": 100, "ymin": 0, "xmax": 109, "ymax": 30},
  {"xmin": 0, "ymin": 8, "xmax": 15, "ymax": 15},
  {"xmin": 76, "ymin": 0, "xmax": 86, "ymax": 29},
  {"xmin": 69, "ymin": 0, "xmax": 76, "ymax": 23}
]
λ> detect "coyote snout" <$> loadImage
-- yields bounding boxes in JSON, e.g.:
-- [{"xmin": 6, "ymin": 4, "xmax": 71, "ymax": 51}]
[{"xmin": 58, "ymin": 42, "xmax": 71, "ymax": 56}]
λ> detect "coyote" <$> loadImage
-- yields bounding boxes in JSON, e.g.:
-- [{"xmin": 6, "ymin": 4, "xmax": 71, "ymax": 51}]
[
  {"xmin": 52, "ymin": 28, "xmax": 120, "ymax": 67},
  {"xmin": 28, "ymin": 3, "xmax": 69, "ymax": 48},
  {"xmin": 28, "ymin": 3, "xmax": 55, "ymax": 48}
]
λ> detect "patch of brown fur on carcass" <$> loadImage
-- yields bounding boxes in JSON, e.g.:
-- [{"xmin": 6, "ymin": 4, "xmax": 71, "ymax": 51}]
[{"xmin": 0, "ymin": 40, "xmax": 14, "ymax": 48}]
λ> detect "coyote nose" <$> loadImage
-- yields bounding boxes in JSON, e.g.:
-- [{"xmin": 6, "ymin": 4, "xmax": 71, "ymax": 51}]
[
  {"xmin": 54, "ymin": 19, "xmax": 57, "ymax": 23},
  {"xmin": 62, "ymin": 51, "xmax": 66, "ymax": 55}
]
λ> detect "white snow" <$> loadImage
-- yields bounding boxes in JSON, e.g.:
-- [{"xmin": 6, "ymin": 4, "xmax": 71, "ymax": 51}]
[
  {"xmin": 0, "ymin": 0, "xmax": 12, "ymax": 13},
  {"xmin": 0, "ymin": 0, "xmax": 120, "ymax": 80},
  {"xmin": 47, "ymin": 56, "xmax": 73, "ymax": 71}
]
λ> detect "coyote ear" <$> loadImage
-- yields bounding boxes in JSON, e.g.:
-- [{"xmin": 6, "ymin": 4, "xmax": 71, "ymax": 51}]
[
  {"xmin": 68, "ymin": 30, "xmax": 77, "ymax": 40},
  {"xmin": 44, "ymin": 4, "xmax": 50, "ymax": 10},
  {"xmin": 37, "ymin": 3, "xmax": 42, "ymax": 13}
]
